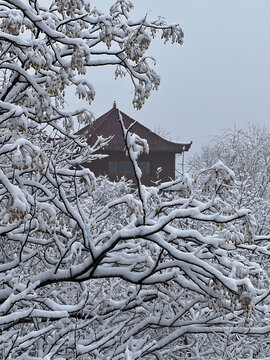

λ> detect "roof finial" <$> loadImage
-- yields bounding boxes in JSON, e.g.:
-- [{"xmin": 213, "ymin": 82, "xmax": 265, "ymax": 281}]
[{"xmin": 113, "ymin": 101, "xmax": 117, "ymax": 109}]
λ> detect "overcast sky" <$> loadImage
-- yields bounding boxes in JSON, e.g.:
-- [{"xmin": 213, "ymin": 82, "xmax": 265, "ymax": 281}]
[{"xmin": 75, "ymin": 1, "xmax": 270, "ymax": 156}]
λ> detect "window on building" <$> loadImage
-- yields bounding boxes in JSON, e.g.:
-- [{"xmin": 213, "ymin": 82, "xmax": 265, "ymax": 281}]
[
  {"xmin": 138, "ymin": 161, "xmax": 150, "ymax": 175},
  {"xmin": 109, "ymin": 161, "xmax": 118, "ymax": 174},
  {"xmin": 119, "ymin": 161, "xmax": 133, "ymax": 174},
  {"xmin": 109, "ymin": 160, "xmax": 150, "ymax": 175}
]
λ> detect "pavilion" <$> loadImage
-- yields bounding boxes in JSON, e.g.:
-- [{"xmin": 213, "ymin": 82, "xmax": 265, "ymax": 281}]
[{"xmin": 76, "ymin": 103, "xmax": 192, "ymax": 185}]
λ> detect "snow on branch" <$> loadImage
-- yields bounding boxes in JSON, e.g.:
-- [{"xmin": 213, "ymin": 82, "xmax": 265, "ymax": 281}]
[{"xmin": 1, "ymin": 0, "xmax": 270, "ymax": 358}]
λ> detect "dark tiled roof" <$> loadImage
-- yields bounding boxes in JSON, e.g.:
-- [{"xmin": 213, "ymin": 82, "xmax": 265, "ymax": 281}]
[{"xmin": 76, "ymin": 104, "xmax": 192, "ymax": 153}]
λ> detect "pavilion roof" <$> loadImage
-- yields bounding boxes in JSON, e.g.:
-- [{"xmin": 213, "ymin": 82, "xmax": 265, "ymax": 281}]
[{"xmin": 76, "ymin": 103, "xmax": 192, "ymax": 153}]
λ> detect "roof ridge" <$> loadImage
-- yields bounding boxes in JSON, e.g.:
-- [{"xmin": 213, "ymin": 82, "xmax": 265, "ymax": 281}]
[{"xmin": 91, "ymin": 107, "xmax": 115, "ymax": 134}]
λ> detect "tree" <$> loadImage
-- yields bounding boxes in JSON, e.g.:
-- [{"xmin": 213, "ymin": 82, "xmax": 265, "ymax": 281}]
[
  {"xmin": 189, "ymin": 124, "xmax": 270, "ymax": 235},
  {"xmin": 1, "ymin": 1, "xmax": 270, "ymax": 359}
]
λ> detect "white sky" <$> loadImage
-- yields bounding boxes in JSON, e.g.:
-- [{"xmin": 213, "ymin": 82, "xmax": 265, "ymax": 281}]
[{"xmin": 71, "ymin": 1, "xmax": 270, "ymax": 156}]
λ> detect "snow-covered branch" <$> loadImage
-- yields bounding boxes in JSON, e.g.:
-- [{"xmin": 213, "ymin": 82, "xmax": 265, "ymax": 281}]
[{"xmin": 1, "ymin": 0, "xmax": 270, "ymax": 358}]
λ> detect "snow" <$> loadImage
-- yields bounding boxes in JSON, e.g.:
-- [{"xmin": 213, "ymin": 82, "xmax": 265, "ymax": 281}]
[{"xmin": 1, "ymin": 0, "xmax": 270, "ymax": 358}]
